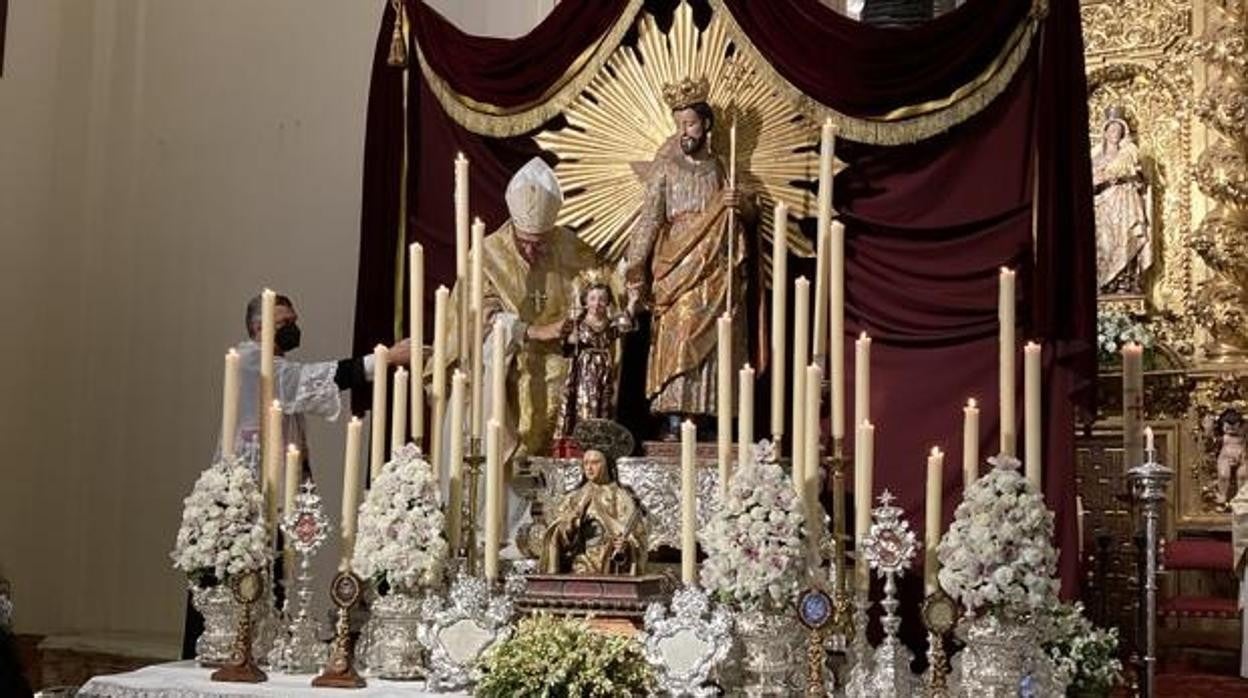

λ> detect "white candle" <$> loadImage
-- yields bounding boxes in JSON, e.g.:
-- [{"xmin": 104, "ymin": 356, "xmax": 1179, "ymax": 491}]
[
  {"xmin": 491, "ymin": 318, "xmax": 507, "ymax": 425},
  {"xmin": 925, "ymin": 446, "xmax": 944, "ymax": 595},
  {"xmin": 1123, "ymin": 342, "xmax": 1144, "ymax": 470},
  {"xmin": 221, "ymin": 349, "xmax": 240, "ymax": 459},
  {"xmin": 454, "ymin": 154, "xmax": 469, "ymax": 286},
  {"xmin": 284, "ymin": 444, "xmax": 301, "ymax": 519},
  {"xmin": 370, "ymin": 344, "xmax": 389, "ymax": 480},
  {"xmin": 447, "ymin": 371, "xmax": 467, "ymax": 552},
  {"xmin": 854, "ymin": 420, "xmax": 874, "ymax": 591},
  {"xmin": 999, "ymin": 268, "xmax": 1017, "ymax": 457},
  {"xmin": 792, "ymin": 278, "xmax": 810, "ymax": 495},
  {"xmin": 430, "ymin": 286, "xmax": 449, "ymax": 485},
  {"xmin": 1145, "ymin": 425, "xmax": 1155, "ymax": 455},
  {"xmin": 259, "ymin": 289, "xmax": 276, "ymax": 470},
  {"xmin": 830, "ymin": 221, "xmax": 846, "ymax": 438},
  {"xmin": 805, "ymin": 363, "xmax": 823, "ymax": 564},
  {"xmin": 854, "ymin": 332, "xmax": 871, "ymax": 427},
  {"xmin": 1024, "ymin": 341, "xmax": 1042, "ymax": 490},
  {"xmin": 484, "ymin": 419, "xmax": 501, "ymax": 583},
  {"xmin": 739, "ymin": 364, "xmax": 755, "ymax": 469},
  {"xmin": 265, "ymin": 399, "xmax": 282, "ymax": 538},
  {"xmin": 391, "ymin": 367, "xmax": 409, "ymax": 451},
  {"xmin": 717, "ymin": 314, "xmax": 732, "ymax": 497},
  {"xmin": 770, "ymin": 201, "xmax": 789, "ymax": 440},
  {"xmin": 410, "ymin": 242, "xmax": 425, "ymax": 445},
  {"xmin": 340, "ymin": 417, "xmax": 363, "ymax": 570},
  {"xmin": 814, "ymin": 119, "xmax": 835, "ymax": 361},
  {"xmin": 963, "ymin": 398, "xmax": 980, "ymax": 494},
  {"xmin": 470, "ymin": 218, "xmax": 486, "ymax": 439},
  {"xmin": 681, "ymin": 420, "xmax": 698, "ymax": 586}
]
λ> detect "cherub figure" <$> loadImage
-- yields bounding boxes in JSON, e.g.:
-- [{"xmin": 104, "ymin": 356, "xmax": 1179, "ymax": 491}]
[
  {"xmin": 552, "ymin": 280, "xmax": 638, "ymax": 443},
  {"xmin": 1214, "ymin": 409, "xmax": 1247, "ymax": 503}
]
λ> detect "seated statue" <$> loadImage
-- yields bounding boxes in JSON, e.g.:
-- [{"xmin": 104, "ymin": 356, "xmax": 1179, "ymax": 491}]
[{"xmin": 540, "ymin": 448, "xmax": 647, "ymax": 575}]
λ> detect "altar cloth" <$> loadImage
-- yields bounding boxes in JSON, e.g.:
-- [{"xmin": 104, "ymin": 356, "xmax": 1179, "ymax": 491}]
[{"xmin": 79, "ymin": 661, "xmax": 470, "ymax": 698}]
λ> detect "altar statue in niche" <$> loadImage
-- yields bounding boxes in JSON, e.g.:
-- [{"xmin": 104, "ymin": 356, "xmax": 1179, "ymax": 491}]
[
  {"xmin": 1093, "ymin": 107, "xmax": 1152, "ymax": 295},
  {"xmin": 623, "ymin": 76, "xmax": 751, "ymax": 438},
  {"xmin": 1213, "ymin": 409, "xmax": 1248, "ymax": 504},
  {"xmin": 552, "ymin": 278, "xmax": 639, "ymax": 445},
  {"xmin": 540, "ymin": 448, "xmax": 647, "ymax": 575}
]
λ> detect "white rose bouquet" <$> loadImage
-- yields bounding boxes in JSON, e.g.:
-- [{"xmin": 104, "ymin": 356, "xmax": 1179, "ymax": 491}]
[
  {"xmin": 936, "ymin": 455, "xmax": 1059, "ymax": 617},
  {"xmin": 171, "ymin": 462, "xmax": 272, "ymax": 587},
  {"xmin": 1042, "ymin": 601, "xmax": 1122, "ymax": 694},
  {"xmin": 701, "ymin": 446, "xmax": 806, "ymax": 611},
  {"xmin": 352, "ymin": 446, "xmax": 448, "ymax": 593}
]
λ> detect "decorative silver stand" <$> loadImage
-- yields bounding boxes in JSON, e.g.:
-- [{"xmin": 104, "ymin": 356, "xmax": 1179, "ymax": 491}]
[
  {"xmin": 641, "ymin": 586, "xmax": 734, "ymax": 697},
  {"xmin": 268, "ymin": 481, "xmax": 330, "ymax": 673},
  {"xmin": 844, "ymin": 588, "xmax": 873, "ymax": 695},
  {"xmin": 1128, "ymin": 444, "xmax": 1171, "ymax": 698},
  {"xmin": 846, "ymin": 491, "xmax": 918, "ymax": 697}
]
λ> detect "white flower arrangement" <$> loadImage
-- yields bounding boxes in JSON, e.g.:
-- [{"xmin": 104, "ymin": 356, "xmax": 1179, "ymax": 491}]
[
  {"xmin": 351, "ymin": 446, "xmax": 448, "ymax": 593},
  {"xmin": 1042, "ymin": 601, "xmax": 1123, "ymax": 693},
  {"xmin": 1096, "ymin": 309, "xmax": 1154, "ymax": 362},
  {"xmin": 171, "ymin": 461, "xmax": 272, "ymax": 587},
  {"xmin": 700, "ymin": 446, "xmax": 806, "ymax": 611},
  {"xmin": 937, "ymin": 455, "xmax": 1059, "ymax": 617}
]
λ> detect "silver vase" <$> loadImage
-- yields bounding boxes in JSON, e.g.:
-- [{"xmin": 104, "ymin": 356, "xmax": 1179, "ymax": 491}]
[
  {"xmin": 958, "ymin": 615, "xmax": 1039, "ymax": 697},
  {"xmin": 359, "ymin": 590, "xmax": 425, "ymax": 680},
  {"xmin": 190, "ymin": 584, "xmax": 236, "ymax": 667},
  {"xmin": 735, "ymin": 608, "xmax": 800, "ymax": 697}
]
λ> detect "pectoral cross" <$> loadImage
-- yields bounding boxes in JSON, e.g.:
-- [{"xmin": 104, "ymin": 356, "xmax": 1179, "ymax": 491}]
[{"xmin": 529, "ymin": 289, "xmax": 548, "ymax": 314}]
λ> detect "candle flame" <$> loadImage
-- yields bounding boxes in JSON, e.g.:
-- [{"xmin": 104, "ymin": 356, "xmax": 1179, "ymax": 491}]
[
  {"xmin": 968, "ymin": 397, "xmax": 978, "ymax": 408},
  {"xmin": 859, "ymin": 331, "xmax": 869, "ymax": 340},
  {"xmin": 930, "ymin": 446, "xmax": 942, "ymax": 456},
  {"xmin": 287, "ymin": 444, "xmax": 299, "ymax": 455},
  {"xmin": 271, "ymin": 399, "xmax": 281, "ymax": 410}
]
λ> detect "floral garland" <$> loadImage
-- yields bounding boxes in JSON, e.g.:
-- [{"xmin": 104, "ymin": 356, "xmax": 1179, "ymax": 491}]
[
  {"xmin": 1042, "ymin": 601, "xmax": 1123, "ymax": 693},
  {"xmin": 700, "ymin": 442, "xmax": 806, "ymax": 611},
  {"xmin": 936, "ymin": 455, "xmax": 1059, "ymax": 617},
  {"xmin": 171, "ymin": 461, "xmax": 271, "ymax": 587},
  {"xmin": 475, "ymin": 614, "xmax": 653, "ymax": 697},
  {"xmin": 1096, "ymin": 308, "xmax": 1154, "ymax": 363},
  {"xmin": 351, "ymin": 446, "xmax": 447, "ymax": 592}
]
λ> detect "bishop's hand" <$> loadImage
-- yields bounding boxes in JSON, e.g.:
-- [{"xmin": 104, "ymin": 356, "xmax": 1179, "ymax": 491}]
[{"xmin": 387, "ymin": 338, "xmax": 412, "ymax": 365}]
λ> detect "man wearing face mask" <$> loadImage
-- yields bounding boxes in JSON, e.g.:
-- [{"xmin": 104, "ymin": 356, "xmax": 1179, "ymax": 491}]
[{"xmin": 218, "ymin": 293, "xmax": 411, "ymax": 472}]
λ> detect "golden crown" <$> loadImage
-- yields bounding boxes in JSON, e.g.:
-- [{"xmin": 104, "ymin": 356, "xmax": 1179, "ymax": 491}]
[{"xmin": 662, "ymin": 76, "xmax": 711, "ymax": 110}]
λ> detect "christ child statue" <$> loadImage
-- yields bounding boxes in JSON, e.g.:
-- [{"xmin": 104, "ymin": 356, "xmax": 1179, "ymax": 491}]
[
  {"xmin": 552, "ymin": 281, "xmax": 638, "ymax": 443},
  {"xmin": 1216, "ymin": 409, "xmax": 1247, "ymax": 503}
]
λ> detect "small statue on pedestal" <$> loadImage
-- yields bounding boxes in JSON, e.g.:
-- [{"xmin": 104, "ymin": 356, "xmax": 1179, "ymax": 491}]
[{"xmin": 539, "ymin": 447, "xmax": 647, "ymax": 575}]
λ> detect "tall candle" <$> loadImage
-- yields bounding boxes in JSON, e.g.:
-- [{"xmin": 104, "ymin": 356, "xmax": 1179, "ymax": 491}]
[
  {"xmin": 430, "ymin": 286, "xmax": 450, "ymax": 485},
  {"xmin": 370, "ymin": 344, "xmax": 389, "ymax": 480},
  {"xmin": 805, "ymin": 363, "xmax": 823, "ymax": 563},
  {"xmin": 284, "ymin": 444, "xmax": 301, "ymax": 518},
  {"xmin": 221, "ymin": 349, "xmax": 240, "ymax": 459},
  {"xmin": 739, "ymin": 364, "xmax": 755, "ymax": 469},
  {"xmin": 1024, "ymin": 341, "xmax": 1042, "ymax": 490},
  {"xmin": 963, "ymin": 398, "xmax": 980, "ymax": 494},
  {"xmin": 999, "ymin": 268, "xmax": 1017, "ymax": 456},
  {"xmin": 410, "ymin": 242, "xmax": 425, "ymax": 445},
  {"xmin": 854, "ymin": 332, "xmax": 871, "ymax": 427},
  {"xmin": 770, "ymin": 201, "xmax": 789, "ymax": 440},
  {"xmin": 259, "ymin": 289, "xmax": 276, "ymax": 463},
  {"xmin": 447, "ymin": 371, "xmax": 467, "ymax": 552},
  {"xmin": 491, "ymin": 318, "xmax": 507, "ymax": 424},
  {"xmin": 484, "ymin": 419, "xmax": 501, "ymax": 583},
  {"xmin": 470, "ymin": 218, "xmax": 486, "ymax": 439},
  {"xmin": 813, "ymin": 118, "xmax": 835, "ymax": 361},
  {"xmin": 265, "ymin": 400, "xmax": 282, "ymax": 538},
  {"xmin": 830, "ymin": 220, "xmax": 846, "ymax": 438},
  {"xmin": 1145, "ymin": 425, "xmax": 1155, "ymax": 455},
  {"xmin": 792, "ymin": 278, "xmax": 811, "ymax": 494},
  {"xmin": 391, "ymin": 367, "xmax": 409, "ymax": 451},
  {"xmin": 717, "ymin": 314, "xmax": 732, "ymax": 496},
  {"xmin": 681, "ymin": 420, "xmax": 698, "ymax": 586},
  {"xmin": 854, "ymin": 420, "xmax": 874, "ymax": 591},
  {"xmin": 1123, "ymin": 342, "xmax": 1144, "ymax": 470},
  {"xmin": 340, "ymin": 417, "xmax": 363, "ymax": 570},
  {"xmin": 925, "ymin": 447, "xmax": 944, "ymax": 595},
  {"xmin": 454, "ymin": 155, "xmax": 471, "ymax": 409}
]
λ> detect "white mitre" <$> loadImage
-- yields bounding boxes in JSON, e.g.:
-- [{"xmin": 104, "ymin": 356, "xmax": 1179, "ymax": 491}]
[{"xmin": 505, "ymin": 157, "xmax": 563, "ymax": 235}]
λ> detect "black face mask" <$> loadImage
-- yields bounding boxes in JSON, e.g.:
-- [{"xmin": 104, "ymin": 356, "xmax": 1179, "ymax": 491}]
[{"xmin": 275, "ymin": 323, "xmax": 301, "ymax": 352}]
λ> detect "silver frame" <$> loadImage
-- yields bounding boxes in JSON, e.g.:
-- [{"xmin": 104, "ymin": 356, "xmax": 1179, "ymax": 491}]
[
  {"xmin": 640, "ymin": 586, "xmax": 734, "ymax": 697},
  {"xmin": 417, "ymin": 572, "xmax": 519, "ymax": 692}
]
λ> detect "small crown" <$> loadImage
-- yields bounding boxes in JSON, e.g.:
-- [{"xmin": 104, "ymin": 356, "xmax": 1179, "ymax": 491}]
[
  {"xmin": 1104, "ymin": 105, "xmax": 1126, "ymax": 122},
  {"xmin": 662, "ymin": 76, "xmax": 711, "ymax": 110}
]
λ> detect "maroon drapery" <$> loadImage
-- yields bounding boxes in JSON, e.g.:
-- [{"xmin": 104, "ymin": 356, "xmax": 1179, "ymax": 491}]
[{"xmin": 353, "ymin": 0, "xmax": 1095, "ymax": 595}]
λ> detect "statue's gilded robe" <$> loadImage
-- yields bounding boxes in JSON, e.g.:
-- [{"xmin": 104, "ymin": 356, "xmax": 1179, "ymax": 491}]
[{"xmin": 540, "ymin": 479, "xmax": 646, "ymax": 575}]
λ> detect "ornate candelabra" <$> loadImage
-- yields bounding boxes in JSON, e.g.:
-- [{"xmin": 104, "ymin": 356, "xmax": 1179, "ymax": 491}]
[
  {"xmin": 268, "ymin": 481, "xmax": 330, "ymax": 674},
  {"xmin": 847, "ymin": 490, "xmax": 918, "ymax": 697},
  {"xmin": 826, "ymin": 435, "xmax": 854, "ymax": 643},
  {"xmin": 460, "ymin": 437, "xmax": 485, "ymax": 576},
  {"xmin": 312, "ymin": 570, "xmax": 366, "ymax": 688},
  {"xmin": 1127, "ymin": 443, "xmax": 1172, "ymax": 698}
]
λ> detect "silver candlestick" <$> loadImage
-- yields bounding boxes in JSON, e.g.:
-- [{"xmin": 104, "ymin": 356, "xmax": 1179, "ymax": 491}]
[
  {"xmin": 1128, "ymin": 442, "xmax": 1171, "ymax": 698},
  {"xmin": 849, "ymin": 490, "xmax": 918, "ymax": 698},
  {"xmin": 268, "ymin": 480, "xmax": 331, "ymax": 673}
]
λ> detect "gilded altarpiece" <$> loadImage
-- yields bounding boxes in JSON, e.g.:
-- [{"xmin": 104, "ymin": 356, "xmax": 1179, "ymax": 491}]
[{"xmin": 1080, "ymin": 0, "xmax": 1248, "ymax": 655}]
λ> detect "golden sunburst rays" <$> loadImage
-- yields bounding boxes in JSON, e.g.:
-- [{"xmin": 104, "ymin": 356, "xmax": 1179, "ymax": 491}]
[{"xmin": 535, "ymin": 1, "xmax": 822, "ymax": 270}]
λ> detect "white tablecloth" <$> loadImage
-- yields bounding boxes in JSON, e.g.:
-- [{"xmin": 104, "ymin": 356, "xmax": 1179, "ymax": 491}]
[{"xmin": 79, "ymin": 661, "xmax": 470, "ymax": 697}]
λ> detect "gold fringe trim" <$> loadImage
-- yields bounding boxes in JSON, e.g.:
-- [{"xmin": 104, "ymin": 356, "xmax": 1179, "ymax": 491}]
[
  {"xmin": 415, "ymin": 0, "xmax": 645, "ymax": 138},
  {"xmin": 709, "ymin": 0, "xmax": 1043, "ymax": 145}
]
